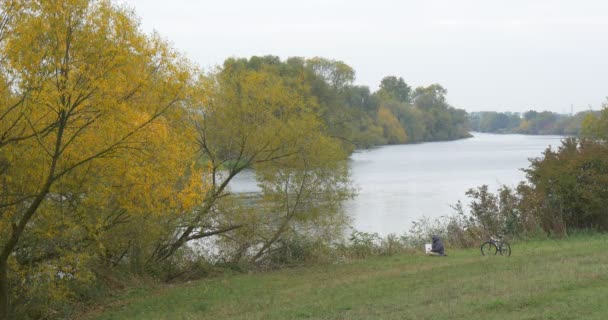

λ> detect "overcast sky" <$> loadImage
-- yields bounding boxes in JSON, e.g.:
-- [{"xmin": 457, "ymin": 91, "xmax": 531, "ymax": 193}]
[{"xmin": 121, "ymin": 0, "xmax": 608, "ymax": 113}]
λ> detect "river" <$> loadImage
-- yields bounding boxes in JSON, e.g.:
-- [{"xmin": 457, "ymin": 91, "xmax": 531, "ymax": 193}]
[{"xmin": 229, "ymin": 133, "xmax": 565, "ymax": 235}]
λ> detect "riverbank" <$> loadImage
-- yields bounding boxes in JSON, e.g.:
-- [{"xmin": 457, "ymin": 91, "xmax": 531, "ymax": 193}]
[{"xmin": 85, "ymin": 234, "xmax": 608, "ymax": 320}]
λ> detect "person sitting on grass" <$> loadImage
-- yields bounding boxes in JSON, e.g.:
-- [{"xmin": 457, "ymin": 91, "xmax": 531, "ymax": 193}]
[{"xmin": 427, "ymin": 235, "xmax": 446, "ymax": 256}]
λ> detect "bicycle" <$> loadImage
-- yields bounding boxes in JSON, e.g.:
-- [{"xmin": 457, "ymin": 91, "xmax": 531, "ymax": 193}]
[{"xmin": 480, "ymin": 237, "xmax": 511, "ymax": 256}]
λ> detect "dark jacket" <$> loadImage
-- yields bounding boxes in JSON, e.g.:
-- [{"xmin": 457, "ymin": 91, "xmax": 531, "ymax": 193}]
[{"xmin": 431, "ymin": 236, "xmax": 445, "ymax": 255}]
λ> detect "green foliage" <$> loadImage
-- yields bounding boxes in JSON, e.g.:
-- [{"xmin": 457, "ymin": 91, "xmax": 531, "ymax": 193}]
[
  {"xmin": 307, "ymin": 57, "xmax": 355, "ymax": 89},
  {"xmin": 464, "ymin": 112, "xmax": 608, "ymax": 238},
  {"xmin": 443, "ymin": 136, "xmax": 608, "ymax": 240},
  {"xmin": 376, "ymin": 76, "xmax": 411, "ymax": 103},
  {"xmin": 407, "ymin": 84, "xmax": 471, "ymax": 141},
  {"xmin": 520, "ymin": 111, "xmax": 558, "ymax": 134},
  {"xmin": 214, "ymin": 56, "xmax": 471, "ymax": 149},
  {"xmin": 343, "ymin": 231, "xmax": 382, "ymax": 258},
  {"xmin": 464, "ymin": 185, "xmax": 515, "ymax": 237},
  {"xmin": 469, "ymin": 111, "xmax": 521, "ymax": 133},
  {"xmin": 581, "ymin": 102, "xmax": 608, "ymax": 140},
  {"xmin": 186, "ymin": 56, "xmax": 356, "ymax": 271},
  {"xmin": 525, "ymin": 138, "xmax": 608, "ymax": 233},
  {"xmin": 469, "ymin": 110, "xmax": 594, "ymax": 135},
  {"xmin": 402, "ymin": 216, "xmax": 449, "ymax": 248}
]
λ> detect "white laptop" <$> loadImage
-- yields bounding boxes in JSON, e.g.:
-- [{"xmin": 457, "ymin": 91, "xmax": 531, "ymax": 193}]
[{"xmin": 425, "ymin": 243, "xmax": 432, "ymax": 254}]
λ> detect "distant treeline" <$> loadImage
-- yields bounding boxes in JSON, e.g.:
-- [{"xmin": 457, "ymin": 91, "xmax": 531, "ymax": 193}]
[{"xmin": 468, "ymin": 110, "xmax": 598, "ymax": 135}]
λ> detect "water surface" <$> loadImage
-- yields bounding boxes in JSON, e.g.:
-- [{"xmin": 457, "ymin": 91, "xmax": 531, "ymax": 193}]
[{"xmin": 230, "ymin": 133, "xmax": 565, "ymax": 235}]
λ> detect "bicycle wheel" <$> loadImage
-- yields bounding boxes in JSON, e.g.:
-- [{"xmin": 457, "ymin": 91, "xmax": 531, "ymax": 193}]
[
  {"xmin": 499, "ymin": 242, "xmax": 511, "ymax": 256},
  {"xmin": 480, "ymin": 241, "xmax": 497, "ymax": 256}
]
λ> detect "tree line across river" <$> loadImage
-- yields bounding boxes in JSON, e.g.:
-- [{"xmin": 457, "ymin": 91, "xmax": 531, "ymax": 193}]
[
  {"xmin": 2, "ymin": 1, "xmax": 608, "ymax": 319},
  {"xmin": 469, "ymin": 110, "xmax": 597, "ymax": 135}
]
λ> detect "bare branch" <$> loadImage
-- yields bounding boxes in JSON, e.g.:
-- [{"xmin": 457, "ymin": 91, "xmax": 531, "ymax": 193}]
[{"xmin": 185, "ymin": 224, "xmax": 244, "ymax": 241}]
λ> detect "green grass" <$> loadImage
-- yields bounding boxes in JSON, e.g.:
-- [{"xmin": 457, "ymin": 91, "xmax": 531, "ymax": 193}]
[{"xmin": 89, "ymin": 234, "xmax": 608, "ymax": 320}]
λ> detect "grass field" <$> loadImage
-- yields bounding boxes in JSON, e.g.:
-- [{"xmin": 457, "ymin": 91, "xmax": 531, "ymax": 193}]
[{"xmin": 89, "ymin": 234, "xmax": 608, "ymax": 320}]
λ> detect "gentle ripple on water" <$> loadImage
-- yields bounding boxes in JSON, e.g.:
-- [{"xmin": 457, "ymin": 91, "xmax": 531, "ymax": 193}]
[{"xmin": 229, "ymin": 133, "xmax": 565, "ymax": 236}]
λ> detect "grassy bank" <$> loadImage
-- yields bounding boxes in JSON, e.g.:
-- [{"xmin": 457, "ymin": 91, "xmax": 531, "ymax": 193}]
[{"xmin": 88, "ymin": 234, "xmax": 608, "ymax": 320}]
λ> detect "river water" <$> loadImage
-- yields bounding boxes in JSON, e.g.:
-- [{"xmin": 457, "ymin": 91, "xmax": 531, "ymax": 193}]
[{"xmin": 229, "ymin": 133, "xmax": 565, "ymax": 235}]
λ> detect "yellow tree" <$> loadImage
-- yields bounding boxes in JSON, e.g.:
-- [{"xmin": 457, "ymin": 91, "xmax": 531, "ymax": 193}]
[
  {"xmin": 377, "ymin": 105, "xmax": 407, "ymax": 144},
  {"xmin": 150, "ymin": 58, "xmax": 341, "ymax": 262},
  {"xmin": 90, "ymin": 115, "xmax": 205, "ymax": 271},
  {"xmin": 247, "ymin": 132, "xmax": 355, "ymax": 264},
  {"xmin": 0, "ymin": 1, "xmax": 200, "ymax": 317}
]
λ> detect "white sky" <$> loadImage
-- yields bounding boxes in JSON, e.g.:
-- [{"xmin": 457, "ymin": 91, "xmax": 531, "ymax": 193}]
[{"xmin": 121, "ymin": 0, "xmax": 608, "ymax": 113}]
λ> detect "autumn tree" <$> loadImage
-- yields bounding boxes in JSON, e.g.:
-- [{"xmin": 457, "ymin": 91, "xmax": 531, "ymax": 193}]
[
  {"xmin": 148, "ymin": 56, "xmax": 342, "ymax": 263},
  {"xmin": 209, "ymin": 132, "xmax": 355, "ymax": 266},
  {"xmin": 306, "ymin": 57, "xmax": 355, "ymax": 89},
  {"xmin": 377, "ymin": 105, "xmax": 407, "ymax": 144},
  {"xmin": 0, "ymin": 1, "xmax": 201, "ymax": 317},
  {"xmin": 224, "ymin": 132, "xmax": 355, "ymax": 265}
]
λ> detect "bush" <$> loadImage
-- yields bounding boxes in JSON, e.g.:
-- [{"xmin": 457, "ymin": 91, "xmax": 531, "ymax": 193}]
[
  {"xmin": 344, "ymin": 231, "xmax": 382, "ymax": 258},
  {"xmin": 265, "ymin": 236, "xmax": 335, "ymax": 267}
]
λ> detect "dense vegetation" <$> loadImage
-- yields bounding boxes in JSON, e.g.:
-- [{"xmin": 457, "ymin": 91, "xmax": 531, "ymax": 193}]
[
  {"xmin": 421, "ymin": 104, "xmax": 608, "ymax": 248},
  {"xmin": 469, "ymin": 110, "xmax": 597, "ymax": 135},
  {"xmin": 221, "ymin": 56, "xmax": 471, "ymax": 151},
  {"xmin": 0, "ymin": 1, "xmax": 469, "ymax": 318},
  {"xmin": 2, "ymin": 1, "xmax": 608, "ymax": 319}
]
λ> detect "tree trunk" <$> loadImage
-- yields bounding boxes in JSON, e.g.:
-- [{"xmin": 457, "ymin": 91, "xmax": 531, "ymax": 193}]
[
  {"xmin": 251, "ymin": 215, "xmax": 293, "ymax": 263},
  {"xmin": 0, "ymin": 258, "xmax": 9, "ymax": 320}
]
